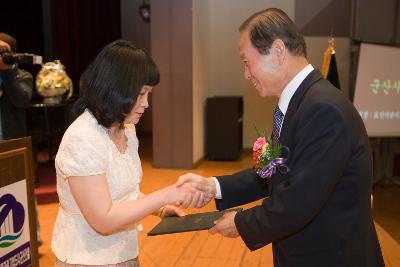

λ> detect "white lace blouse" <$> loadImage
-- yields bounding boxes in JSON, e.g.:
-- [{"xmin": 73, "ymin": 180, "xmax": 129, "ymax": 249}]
[{"xmin": 51, "ymin": 110, "xmax": 142, "ymax": 265}]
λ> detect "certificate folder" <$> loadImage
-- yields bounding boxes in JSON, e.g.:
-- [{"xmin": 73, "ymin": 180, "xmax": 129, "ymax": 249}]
[{"xmin": 147, "ymin": 208, "xmax": 243, "ymax": 236}]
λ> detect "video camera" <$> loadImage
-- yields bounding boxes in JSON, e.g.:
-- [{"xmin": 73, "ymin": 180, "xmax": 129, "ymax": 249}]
[{"xmin": 0, "ymin": 50, "xmax": 42, "ymax": 65}]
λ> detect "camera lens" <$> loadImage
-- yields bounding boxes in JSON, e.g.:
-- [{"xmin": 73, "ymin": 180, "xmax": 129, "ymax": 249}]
[{"xmin": 1, "ymin": 52, "xmax": 16, "ymax": 65}]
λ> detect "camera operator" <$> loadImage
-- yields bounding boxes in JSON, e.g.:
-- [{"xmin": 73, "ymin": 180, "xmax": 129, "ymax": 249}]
[
  {"xmin": 0, "ymin": 33, "xmax": 42, "ymax": 246},
  {"xmin": 0, "ymin": 32, "xmax": 33, "ymax": 140}
]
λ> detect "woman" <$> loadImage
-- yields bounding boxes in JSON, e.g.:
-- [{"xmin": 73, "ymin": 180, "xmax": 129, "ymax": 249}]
[{"xmin": 52, "ymin": 40, "xmax": 193, "ymax": 266}]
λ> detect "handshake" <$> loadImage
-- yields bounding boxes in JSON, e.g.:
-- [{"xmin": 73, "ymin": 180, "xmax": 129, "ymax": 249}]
[
  {"xmin": 171, "ymin": 173, "xmax": 217, "ymax": 209},
  {"xmin": 165, "ymin": 172, "xmax": 240, "ymax": 238}
]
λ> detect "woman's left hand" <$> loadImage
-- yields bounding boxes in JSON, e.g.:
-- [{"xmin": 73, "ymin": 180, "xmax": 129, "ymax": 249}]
[{"xmin": 160, "ymin": 204, "xmax": 186, "ymax": 217}]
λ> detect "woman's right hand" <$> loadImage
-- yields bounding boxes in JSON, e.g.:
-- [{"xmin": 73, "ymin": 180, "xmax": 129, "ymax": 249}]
[{"xmin": 167, "ymin": 179, "xmax": 210, "ymax": 208}]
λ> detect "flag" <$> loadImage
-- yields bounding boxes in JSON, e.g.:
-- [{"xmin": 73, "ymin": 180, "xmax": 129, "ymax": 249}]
[{"xmin": 322, "ymin": 37, "xmax": 340, "ymax": 89}]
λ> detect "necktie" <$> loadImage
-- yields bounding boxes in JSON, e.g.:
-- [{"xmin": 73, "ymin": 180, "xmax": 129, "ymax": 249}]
[{"xmin": 272, "ymin": 106, "xmax": 284, "ymax": 146}]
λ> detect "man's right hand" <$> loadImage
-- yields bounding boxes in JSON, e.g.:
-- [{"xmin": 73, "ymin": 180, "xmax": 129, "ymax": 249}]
[{"xmin": 176, "ymin": 173, "xmax": 216, "ymax": 208}]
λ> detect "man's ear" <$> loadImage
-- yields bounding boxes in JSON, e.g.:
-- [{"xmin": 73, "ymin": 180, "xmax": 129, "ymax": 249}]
[{"xmin": 271, "ymin": 39, "xmax": 286, "ymax": 65}]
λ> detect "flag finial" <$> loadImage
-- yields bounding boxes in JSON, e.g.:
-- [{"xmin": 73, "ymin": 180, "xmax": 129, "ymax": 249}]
[{"xmin": 321, "ymin": 31, "xmax": 340, "ymax": 89}]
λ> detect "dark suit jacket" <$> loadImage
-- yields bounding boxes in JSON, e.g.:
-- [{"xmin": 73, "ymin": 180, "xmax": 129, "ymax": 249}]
[
  {"xmin": 215, "ymin": 70, "xmax": 384, "ymax": 267},
  {"xmin": 0, "ymin": 67, "xmax": 33, "ymax": 139}
]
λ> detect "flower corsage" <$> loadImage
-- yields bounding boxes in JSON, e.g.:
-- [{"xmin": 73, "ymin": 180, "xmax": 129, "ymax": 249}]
[{"xmin": 252, "ymin": 127, "xmax": 290, "ymax": 179}]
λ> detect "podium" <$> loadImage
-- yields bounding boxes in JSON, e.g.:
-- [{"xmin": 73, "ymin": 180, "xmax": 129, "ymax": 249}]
[{"xmin": 0, "ymin": 137, "xmax": 39, "ymax": 266}]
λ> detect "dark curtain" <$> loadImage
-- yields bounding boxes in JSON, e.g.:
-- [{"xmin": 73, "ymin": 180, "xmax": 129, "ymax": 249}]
[
  {"xmin": 0, "ymin": 0, "xmax": 44, "ymax": 92},
  {"xmin": 50, "ymin": 0, "xmax": 121, "ymax": 95},
  {"xmin": 0, "ymin": 0, "xmax": 43, "ymax": 55}
]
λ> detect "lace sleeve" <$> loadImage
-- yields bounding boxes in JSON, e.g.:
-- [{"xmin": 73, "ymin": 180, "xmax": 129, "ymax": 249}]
[{"xmin": 56, "ymin": 129, "xmax": 108, "ymax": 177}]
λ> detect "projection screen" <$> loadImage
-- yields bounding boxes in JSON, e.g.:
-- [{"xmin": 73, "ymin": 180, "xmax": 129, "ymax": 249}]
[{"xmin": 353, "ymin": 43, "xmax": 400, "ymax": 137}]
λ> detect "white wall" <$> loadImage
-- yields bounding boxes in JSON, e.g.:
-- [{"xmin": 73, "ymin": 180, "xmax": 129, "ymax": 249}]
[
  {"xmin": 193, "ymin": 0, "xmax": 295, "ymax": 162},
  {"xmin": 193, "ymin": 1, "xmax": 208, "ymax": 163}
]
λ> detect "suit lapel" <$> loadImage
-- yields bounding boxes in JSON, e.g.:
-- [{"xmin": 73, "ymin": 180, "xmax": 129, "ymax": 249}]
[
  {"xmin": 268, "ymin": 70, "xmax": 323, "ymax": 195},
  {"xmin": 279, "ymin": 70, "xmax": 323, "ymax": 145}
]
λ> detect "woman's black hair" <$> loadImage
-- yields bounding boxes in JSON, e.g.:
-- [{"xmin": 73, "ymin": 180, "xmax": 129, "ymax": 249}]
[{"xmin": 71, "ymin": 40, "xmax": 160, "ymax": 128}]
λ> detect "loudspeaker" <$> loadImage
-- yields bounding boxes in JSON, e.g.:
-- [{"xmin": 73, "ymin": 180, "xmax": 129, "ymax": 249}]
[{"xmin": 206, "ymin": 96, "xmax": 243, "ymax": 160}]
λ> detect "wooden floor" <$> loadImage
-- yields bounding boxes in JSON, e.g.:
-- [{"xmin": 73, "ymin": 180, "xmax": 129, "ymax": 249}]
[{"xmin": 37, "ymin": 149, "xmax": 400, "ymax": 266}]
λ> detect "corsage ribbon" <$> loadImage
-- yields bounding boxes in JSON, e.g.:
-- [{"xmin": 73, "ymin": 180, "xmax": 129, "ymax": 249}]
[{"xmin": 257, "ymin": 146, "xmax": 290, "ymax": 179}]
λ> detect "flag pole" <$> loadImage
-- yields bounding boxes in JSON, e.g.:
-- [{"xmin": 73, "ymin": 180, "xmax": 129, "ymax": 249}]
[
  {"xmin": 322, "ymin": 31, "xmax": 335, "ymax": 79},
  {"xmin": 321, "ymin": 28, "xmax": 341, "ymax": 89}
]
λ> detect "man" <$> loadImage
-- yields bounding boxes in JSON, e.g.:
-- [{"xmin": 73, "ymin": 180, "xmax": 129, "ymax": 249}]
[
  {"xmin": 0, "ymin": 32, "xmax": 33, "ymax": 140},
  {"xmin": 179, "ymin": 8, "xmax": 384, "ymax": 266}
]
